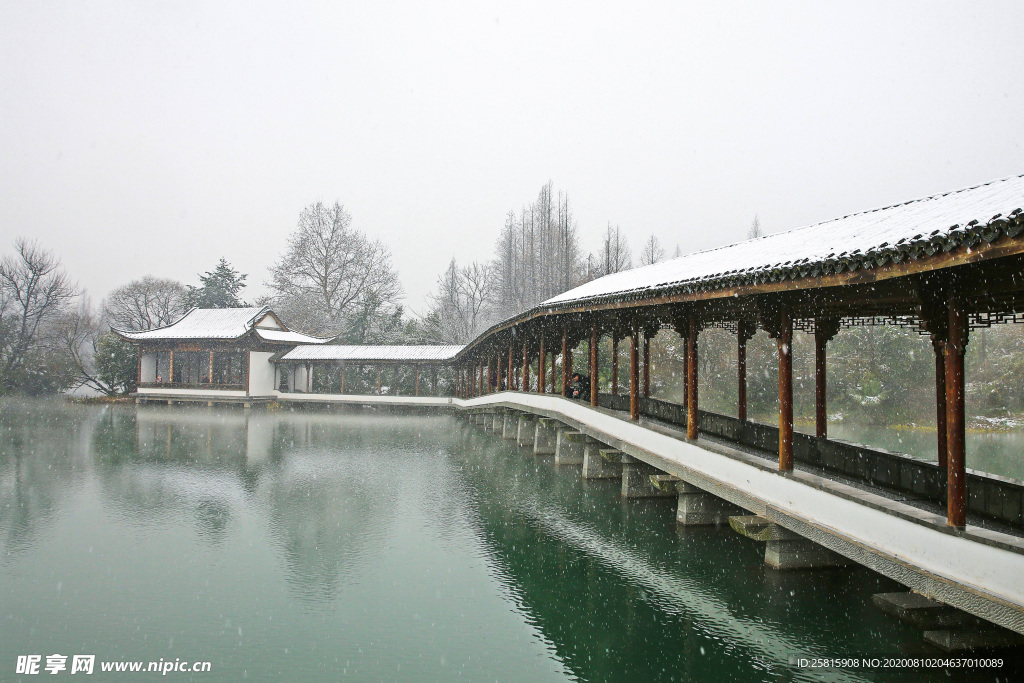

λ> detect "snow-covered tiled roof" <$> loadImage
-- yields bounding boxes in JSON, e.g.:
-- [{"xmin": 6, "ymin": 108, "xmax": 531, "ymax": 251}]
[
  {"xmin": 542, "ymin": 173, "xmax": 1024, "ymax": 309},
  {"xmin": 255, "ymin": 328, "xmax": 331, "ymax": 345},
  {"xmin": 278, "ymin": 345, "xmax": 464, "ymax": 362},
  {"xmin": 113, "ymin": 306, "xmax": 329, "ymax": 344}
]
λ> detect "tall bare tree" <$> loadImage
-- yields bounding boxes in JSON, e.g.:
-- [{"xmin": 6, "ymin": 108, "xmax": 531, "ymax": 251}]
[
  {"xmin": 0, "ymin": 239, "xmax": 79, "ymax": 392},
  {"xmin": 423, "ymin": 259, "xmax": 494, "ymax": 343},
  {"xmin": 748, "ymin": 214, "xmax": 763, "ymax": 239},
  {"xmin": 639, "ymin": 234, "xmax": 665, "ymax": 266},
  {"xmin": 596, "ymin": 223, "xmax": 632, "ymax": 276},
  {"xmin": 491, "ymin": 182, "xmax": 584, "ymax": 319},
  {"xmin": 104, "ymin": 276, "xmax": 187, "ymax": 331},
  {"xmin": 267, "ymin": 201, "xmax": 402, "ymax": 339}
]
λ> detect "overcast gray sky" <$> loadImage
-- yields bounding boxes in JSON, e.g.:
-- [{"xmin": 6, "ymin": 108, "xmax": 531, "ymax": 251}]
[{"xmin": 2, "ymin": 1, "xmax": 1023, "ymax": 314}]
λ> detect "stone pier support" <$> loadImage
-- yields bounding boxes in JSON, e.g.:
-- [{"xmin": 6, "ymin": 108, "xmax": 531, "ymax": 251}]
[
  {"xmin": 621, "ymin": 455, "xmax": 675, "ymax": 499},
  {"xmin": 583, "ymin": 445, "xmax": 622, "ymax": 479},
  {"xmin": 729, "ymin": 515, "xmax": 850, "ymax": 569},
  {"xmin": 533, "ymin": 418, "xmax": 558, "ymax": 455},
  {"xmin": 502, "ymin": 412, "xmax": 519, "ymax": 439},
  {"xmin": 662, "ymin": 480, "xmax": 745, "ymax": 526},
  {"xmin": 516, "ymin": 414, "xmax": 536, "ymax": 447},
  {"xmin": 491, "ymin": 411, "xmax": 504, "ymax": 432},
  {"xmin": 555, "ymin": 430, "xmax": 586, "ymax": 465}
]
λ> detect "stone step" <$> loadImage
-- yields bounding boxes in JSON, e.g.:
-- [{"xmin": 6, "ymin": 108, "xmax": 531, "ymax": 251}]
[
  {"xmin": 872, "ymin": 592, "xmax": 984, "ymax": 629},
  {"xmin": 599, "ymin": 449, "xmax": 623, "ymax": 463},
  {"xmin": 924, "ymin": 627, "xmax": 1024, "ymax": 652},
  {"xmin": 728, "ymin": 515, "xmax": 799, "ymax": 541},
  {"xmin": 649, "ymin": 474, "xmax": 681, "ymax": 493}
]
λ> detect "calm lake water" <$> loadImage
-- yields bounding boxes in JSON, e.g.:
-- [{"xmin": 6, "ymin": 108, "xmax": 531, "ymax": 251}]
[{"xmin": 0, "ymin": 399, "xmax": 1019, "ymax": 681}]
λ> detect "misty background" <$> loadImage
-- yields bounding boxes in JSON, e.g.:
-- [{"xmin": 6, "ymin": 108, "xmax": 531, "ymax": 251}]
[{"xmin": 2, "ymin": 1, "xmax": 1023, "ymax": 314}]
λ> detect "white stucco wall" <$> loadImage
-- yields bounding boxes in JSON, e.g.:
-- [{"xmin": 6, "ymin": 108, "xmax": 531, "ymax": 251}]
[
  {"xmin": 292, "ymin": 364, "xmax": 309, "ymax": 392},
  {"xmin": 248, "ymin": 352, "xmax": 277, "ymax": 396}
]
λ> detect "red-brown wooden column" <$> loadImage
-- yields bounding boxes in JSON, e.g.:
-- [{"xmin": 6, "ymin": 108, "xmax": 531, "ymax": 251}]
[
  {"xmin": 538, "ymin": 332, "xmax": 546, "ymax": 394},
  {"xmin": 629, "ymin": 320, "xmax": 640, "ymax": 421},
  {"xmin": 944, "ymin": 297, "xmax": 969, "ymax": 528},
  {"xmin": 508, "ymin": 341, "xmax": 515, "ymax": 390},
  {"xmin": 932, "ymin": 335, "xmax": 948, "ymax": 469},
  {"xmin": 415, "ymin": 366, "xmax": 420, "ymax": 396},
  {"xmin": 814, "ymin": 319, "xmax": 840, "ymax": 439},
  {"xmin": 686, "ymin": 317, "xmax": 699, "ymax": 440},
  {"xmin": 589, "ymin": 322, "xmax": 599, "ymax": 407},
  {"xmin": 642, "ymin": 329, "xmax": 651, "ymax": 397},
  {"xmin": 777, "ymin": 309, "xmax": 794, "ymax": 470},
  {"xmin": 522, "ymin": 342, "xmax": 529, "ymax": 392},
  {"xmin": 611, "ymin": 333, "xmax": 619, "ymax": 395},
  {"xmin": 737, "ymin": 320, "xmax": 753, "ymax": 421},
  {"xmin": 561, "ymin": 326, "xmax": 570, "ymax": 396},
  {"xmin": 550, "ymin": 349, "xmax": 557, "ymax": 393},
  {"xmin": 495, "ymin": 353, "xmax": 503, "ymax": 392}
]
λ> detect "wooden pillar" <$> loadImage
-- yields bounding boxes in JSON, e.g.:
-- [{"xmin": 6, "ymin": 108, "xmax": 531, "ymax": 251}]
[
  {"xmin": 340, "ymin": 364, "xmax": 345, "ymax": 394},
  {"xmin": 550, "ymin": 349, "xmax": 557, "ymax": 393},
  {"xmin": 629, "ymin": 320, "xmax": 640, "ymax": 421},
  {"xmin": 686, "ymin": 317, "xmax": 699, "ymax": 440},
  {"xmin": 611, "ymin": 334, "xmax": 619, "ymax": 395},
  {"xmin": 208, "ymin": 350, "xmax": 214, "ymax": 384},
  {"xmin": 945, "ymin": 297, "xmax": 968, "ymax": 528},
  {"xmin": 538, "ymin": 332, "xmax": 546, "ymax": 394},
  {"xmin": 589, "ymin": 322, "xmax": 599, "ymax": 407},
  {"xmin": 561, "ymin": 326, "xmax": 570, "ymax": 396},
  {"xmin": 478, "ymin": 361, "xmax": 484, "ymax": 396},
  {"xmin": 814, "ymin": 319, "xmax": 840, "ymax": 439},
  {"xmin": 777, "ymin": 309, "xmax": 794, "ymax": 471},
  {"xmin": 169, "ymin": 350, "xmax": 174, "ymax": 383},
  {"xmin": 932, "ymin": 336, "xmax": 947, "ymax": 469},
  {"xmin": 522, "ymin": 342, "xmax": 529, "ymax": 392},
  {"xmin": 642, "ymin": 330, "xmax": 651, "ymax": 397},
  {"xmin": 737, "ymin": 321, "xmax": 752, "ymax": 421},
  {"xmin": 508, "ymin": 341, "xmax": 515, "ymax": 390},
  {"xmin": 377, "ymin": 368, "xmax": 382, "ymax": 396},
  {"xmin": 307, "ymin": 363, "xmax": 312, "ymax": 393}
]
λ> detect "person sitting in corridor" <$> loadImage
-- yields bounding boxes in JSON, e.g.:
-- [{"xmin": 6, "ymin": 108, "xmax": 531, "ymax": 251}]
[{"xmin": 570, "ymin": 372, "xmax": 590, "ymax": 400}]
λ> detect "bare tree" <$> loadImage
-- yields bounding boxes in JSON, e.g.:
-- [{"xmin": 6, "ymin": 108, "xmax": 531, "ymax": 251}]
[
  {"xmin": 748, "ymin": 214, "xmax": 763, "ymax": 239},
  {"xmin": 491, "ymin": 182, "xmax": 585, "ymax": 319},
  {"xmin": 596, "ymin": 223, "xmax": 631, "ymax": 276},
  {"xmin": 104, "ymin": 276, "xmax": 187, "ymax": 331},
  {"xmin": 0, "ymin": 239, "xmax": 79, "ymax": 391},
  {"xmin": 639, "ymin": 234, "xmax": 666, "ymax": 266},
  {"xmin": 423, "ymin": 259, "xmax": 494, "ymax": 343},
  {"xmin": 267, "ymin": 201, "xmax": 402, "ymax": 339}
]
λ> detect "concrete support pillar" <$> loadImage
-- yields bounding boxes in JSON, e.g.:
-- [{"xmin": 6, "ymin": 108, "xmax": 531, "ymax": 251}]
[
  {"xmin": 533, "ymin": 418, "xmax": 557, "ymax": 455},
  {"xmin": 502, "ymin": 412, "xmax": 518, "ymax": 439},
  {"xmin": 555, "ymin": 429, "xmax": 586, "ymax": 465},
  {"xmin": 516, "ymin": 414, "xmax": 536, "ymax": 447},
  {"xmin": 589, "ymin": 323, "xmax": 599, "ymax": 406},
  {"xmin": 583, "ymin": 445, "xmax": 622, "ymax": 479},
  {"xmin": 686, "ymin": 317, "xmax": 699, "ymax": 440},
  {"xmin": 491, "ymin": 410, "xmax": 503, "ymax": 432},
  {"xmin": 729, "ymin": 515, "xmax": 850, "ymax": 569},
  {"xmin": 621, "ymin": 455, "xmax": 675, "ymax": 499},
  {"xmin": 777, "ymin": 309, "xmax": 793, "ymax": 471},
  {"xmin": 630, "ymin": 319, "xmax": 640, "ymax": 421},
  {"xmin": 675, "ymin": 481, "xmax": 744, "ymax": 526},
  {"xmin": 945, "ymin": 296, "xmax": 969, "ymax": 528}
]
